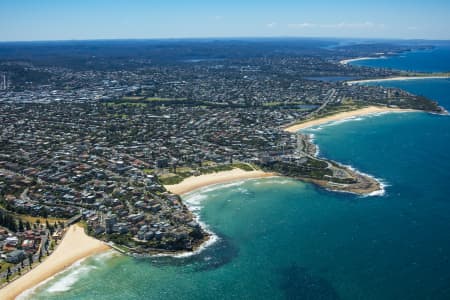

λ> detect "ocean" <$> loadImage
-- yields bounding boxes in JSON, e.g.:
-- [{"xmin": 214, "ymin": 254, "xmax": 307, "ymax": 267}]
[
  {"xmin": 25, "ymin": 46, "xmax": 450, "ymax": 300},
  {"xmin": 350, "ymin": 44, "xmax": 450, "ymax": 73}
]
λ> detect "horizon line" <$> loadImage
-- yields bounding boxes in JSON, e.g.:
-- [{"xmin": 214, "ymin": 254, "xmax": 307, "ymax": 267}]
[{"xmin": 1, "ymin": 35, "xmax": 450, "ymax": 44}]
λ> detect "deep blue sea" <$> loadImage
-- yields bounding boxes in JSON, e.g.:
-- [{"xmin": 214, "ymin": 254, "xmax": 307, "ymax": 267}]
[
  {"xmin": 25, "ymin": 47, "xmax": 450, "ymax": 300},
  {"xmin": 351, "ymin": 44, "xmax": 450, "ymax": 72}
]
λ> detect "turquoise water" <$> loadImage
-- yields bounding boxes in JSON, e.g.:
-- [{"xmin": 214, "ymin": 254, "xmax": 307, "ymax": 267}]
[{"xmin": 27, "ymin": 50, "xmax": 450, "ymax": 299}]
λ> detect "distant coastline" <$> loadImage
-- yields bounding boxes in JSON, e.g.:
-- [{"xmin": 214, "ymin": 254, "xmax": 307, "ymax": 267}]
[
  {"xmin": 341, "ymin": 52, "xmax": 450, "ymax": 85},
  {"xmin": 347, "ymin": 75, "xmax": 450, "ymax": 85},
  {"xmin": 339, "ymin": 56, "xmax": 385, "ymax": 65}
]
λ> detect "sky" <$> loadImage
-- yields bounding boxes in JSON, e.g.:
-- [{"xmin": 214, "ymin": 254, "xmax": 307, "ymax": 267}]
[{"xmin": 0, "ymin": 0, "xmax": 449, "ymax": 41}]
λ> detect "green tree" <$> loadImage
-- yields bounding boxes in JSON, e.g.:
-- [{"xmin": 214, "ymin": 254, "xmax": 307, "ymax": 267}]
[
  {"xmin": 18, "ymin": 219, "xmax": 24, "ymax": 232},
  {"xmin": 49, "ymin": 224, "xmax": 55, "ymax": 235}
]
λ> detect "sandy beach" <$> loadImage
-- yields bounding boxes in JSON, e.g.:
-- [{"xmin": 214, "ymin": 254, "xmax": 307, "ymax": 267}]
[
  {"xmin": 347, "ymin": 75, "xmax": 450, "ymax": 85},
  {"xmin": 0, "ymin": 224, "xmax": 109, "ymax": 300},
  {"xmin": 164, "ymin": 169, "xmax": 276, "ymax": 195},
  {"xmin": 284, "ymin": 106, "xmax": 417, "ymax": 132},
  {"xmin": 339, "ymin": 57, "xmax": 383, "ymax": 65}
]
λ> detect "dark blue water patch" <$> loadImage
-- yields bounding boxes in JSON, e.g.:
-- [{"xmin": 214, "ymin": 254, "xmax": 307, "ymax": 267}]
[
  {"xmin": 277, "ymin": 262, "xmax": 340, "ymax": 300},
  {"xmin": 191, "ymin": 234, "xmax": 239, "ymax": 272},
  {"xmin": 141, "ymin": 233, "xmax": 239, "ymax": 272}
]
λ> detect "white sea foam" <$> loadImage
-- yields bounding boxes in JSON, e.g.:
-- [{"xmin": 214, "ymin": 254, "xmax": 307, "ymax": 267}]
[
  {"xmin": 236, "ymin": 187, "xmax": 250, "ymax": 194},
  {"xmin": 44, "ymin": 263, "xmax": 96, "ymax": 293},
  {"xmin": 186, "ymin": 180, "xmax": 246, "ymax": 197},
  {"xmin": 183, "ymin": 193, "xmax": 209, "ymax": 211},
  {"xmin": 338, "ymin": 163, "xmax": 389, "ymax": 197},
  {"xmin": 304, "ymin": 110, "xmax": 416, "ymax": 132},
  {"xmin": 315, "ymin": 145, "xmax": 321, "ymax": 157},
  {"xmin": 17, "ymin": 251, "xmax": 117, "ymax": 299},
  {"xmin": 17, "ymin": 258, "xmax": 90, "ymax": 299},
  {"xmin": 364, "ymin": 181, "xmax": 387, "ymax": 197},
  {"xmin": 252, "ymin": 178, "xmax": 292, "ymax": 186},
  {"xmin": 156, "ymin": 177, "xmax": 280, "ymax": 258},
  {"xmin": 151, "ymin": 185, "xmax": 227, "ymax": 258},
  {"xmin": 152, "ymin": 213, "xmax": 220, "ymax": 259},
  {"xmin": 319, "ymin": 116, "xmax": 367, "ymax": 128},
  {"xmin": 306, "ymin": 126, "xmax": 324, "ymax": 132},
  {"xmin": 307, "ymin": 134, "xmax": 321, "ymax": 157},
  {"xmin": 91, "ymin": 249, "xmax": 120, "ymax": 263},
  {"xmin": 304, "ymin": 116, "xmax": 365, "ymax": 131}
]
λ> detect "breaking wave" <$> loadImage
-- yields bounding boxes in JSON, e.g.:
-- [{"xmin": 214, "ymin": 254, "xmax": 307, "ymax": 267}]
[
  {"xmin": 18, "ymin": 251, "xmax": 117, "ymax": 299},
  {"xmin": 340, "ymin": 163, "xmax": 389, "ymax": 197}
]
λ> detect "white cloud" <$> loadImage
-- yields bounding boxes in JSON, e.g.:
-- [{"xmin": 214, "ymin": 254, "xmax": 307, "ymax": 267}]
[
  {"xmin": 288, "ymin": 21, "xmax": 386, "ymax": 30},
  {"xmin": 266, "ymin": 22, "xmax": 277, "ymax": 28},
  {"xmin": 323, "ymin": 22, "xmax": 385, "ymax": 29},
  {"xmin": 288, "ymin": 22, "xmax": 316, "ymax": 29}
]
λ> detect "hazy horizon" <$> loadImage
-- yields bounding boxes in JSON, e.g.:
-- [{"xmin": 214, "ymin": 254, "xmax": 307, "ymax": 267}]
[
  {"xmin": 0, "ymin": 36, "xmax": 449, "ymax": 45},
  {"xmin": 1, "ymin": 0, "xmax": 449, "ymax": 42}
]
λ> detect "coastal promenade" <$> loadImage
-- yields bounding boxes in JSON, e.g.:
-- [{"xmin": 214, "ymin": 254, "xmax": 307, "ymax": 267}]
[{"xmin": 0, "ymin": 225, "xmax": 109, "ymax": 300}]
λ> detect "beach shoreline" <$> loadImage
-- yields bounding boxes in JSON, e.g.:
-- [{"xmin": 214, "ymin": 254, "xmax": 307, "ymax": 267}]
[
  {"xmin": 284, "ymin": 106, "xmax": 418, "ymax": 132},
  {"xmin": 0, "ymin": 224, "xmax": 110, "ymax": 300},
  {"xmin": 339, "ymin": 56, "xmax": 384, "ymax": 65},
  {"xmin": 347, "ymin": 75, "xmax": 450, "ymax": 85},
  {"xmin": 164, "ymin": 168, "xmax": 277, "ymax": 196},
  {"xmin": 158, "ymin": 169, "xmax": 278, "ymax": 259},
  {"xmin": 2, "ymin": 102, "xmax": 431, "ymax": 299}
]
